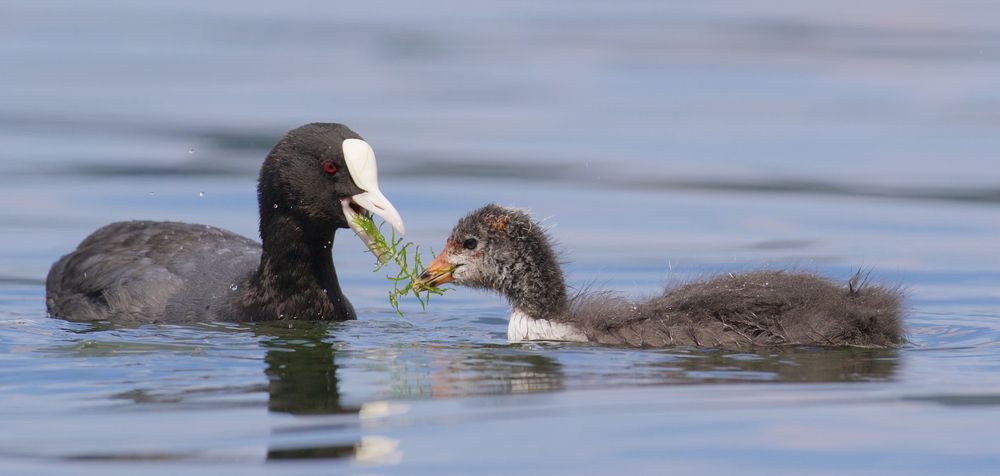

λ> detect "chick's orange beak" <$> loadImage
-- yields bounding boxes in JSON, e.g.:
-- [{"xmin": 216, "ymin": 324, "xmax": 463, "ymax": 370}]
[{"xmin": 418, "ymin": 248, "xmax": 455, "ymax": 288}]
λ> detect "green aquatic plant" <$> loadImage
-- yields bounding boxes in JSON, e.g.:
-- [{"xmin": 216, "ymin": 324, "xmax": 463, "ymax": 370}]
[{"xmin": 352, "ymin": 213, "xmax": 449, "ymax": 316}]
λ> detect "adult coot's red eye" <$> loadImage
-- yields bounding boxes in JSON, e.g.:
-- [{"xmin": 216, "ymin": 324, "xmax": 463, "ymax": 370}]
[{"xmin": 322, "ymin": 160, "xmax": 338, "ymax": 175}]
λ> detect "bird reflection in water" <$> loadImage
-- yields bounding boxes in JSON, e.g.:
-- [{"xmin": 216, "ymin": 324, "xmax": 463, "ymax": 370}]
[
  {"xmin": 258, "ymin": 323, "xmax": 404, "ymax": 464},
  {"xmin": 642, "ymin": 347, "xmax": 901, "ymax": 384},
  {"xmin": 426, "ymin": 350, "xmax": 566, "ymax": 397}
]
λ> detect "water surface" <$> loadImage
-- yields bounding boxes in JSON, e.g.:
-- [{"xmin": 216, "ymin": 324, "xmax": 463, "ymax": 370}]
[{"xmin": 2, "ymin": 1, "xmax": 999, "ymax": 474}]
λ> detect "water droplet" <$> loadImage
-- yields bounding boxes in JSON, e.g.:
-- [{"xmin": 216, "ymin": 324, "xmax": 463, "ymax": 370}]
[
  {"xmin": 198, "ymin": 191, "xmax": 205, "ymax": 198},
  {"xmin": 229, "ymin": 283, "xmax": 238, "ymax": 291},
  {"xmin": 187, "ymin": 148, "xmax": 195, "ymax": 155}
]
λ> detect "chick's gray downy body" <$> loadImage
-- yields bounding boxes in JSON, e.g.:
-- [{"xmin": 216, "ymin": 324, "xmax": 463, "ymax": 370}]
[{"xmin": 421, "ymin": 204, "xmax": 903, "ymax": 349}]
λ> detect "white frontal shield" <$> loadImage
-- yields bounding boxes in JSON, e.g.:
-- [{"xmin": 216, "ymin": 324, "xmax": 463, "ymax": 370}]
[{"xmin": 341, "ymin": 138, "xmax": 405, "ymax": 236}]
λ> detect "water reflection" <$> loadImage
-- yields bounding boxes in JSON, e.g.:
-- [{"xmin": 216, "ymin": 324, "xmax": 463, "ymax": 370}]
[
  {"xmin": 254, "ymin": 325, "xmax": 568, "ymax": 462},
  {"xmin": 258, "ymin": 323, "xmax": 353, "ymax": 415},
  {"xmin": 642, "ymin": 347, "xmax": 900, "ymax": 384},
  {"xmin": 426, "ymin": 350, "xmax": 565, "ymax": 397},
  {"xmin": 266, "ymin": 444, "xmax": 355, "ymax": 461},
  {"xmin": 355, "ymin": 344, "xmax": 567, "ymax": 399},
  {"xmin": 255, "ymin": 323, "xmax": 359, "ymax": 461}
]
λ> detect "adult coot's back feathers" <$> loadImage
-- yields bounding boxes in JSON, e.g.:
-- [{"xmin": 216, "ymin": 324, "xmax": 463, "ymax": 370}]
[{"xmin": 419, "ymin": 204, "xmax": 904, "ymax": 350}]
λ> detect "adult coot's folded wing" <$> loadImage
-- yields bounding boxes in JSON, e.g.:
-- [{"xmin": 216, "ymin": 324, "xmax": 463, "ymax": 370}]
[{"xmin": 46, "ymin": 221, "xmax": 260, "ymax": 323}]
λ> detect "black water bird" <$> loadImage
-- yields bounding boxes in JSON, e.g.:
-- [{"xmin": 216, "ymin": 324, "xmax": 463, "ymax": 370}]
[
  {"xmin": 419, "ymin": 204, "xmax": 903, "ymax": 349},
  {"xmin": 46, "ymin": 123, "xmax": 404, "ymax": 323}
]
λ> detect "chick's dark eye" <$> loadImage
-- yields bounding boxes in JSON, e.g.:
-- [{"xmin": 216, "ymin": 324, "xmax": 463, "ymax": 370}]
[
  {"xmin": 463, "ymin": 238, "xmax": 478, "ymax": 250},
  {"xmin": 322, "ymin": 160, "xmax": 338, "ymax": 175}
]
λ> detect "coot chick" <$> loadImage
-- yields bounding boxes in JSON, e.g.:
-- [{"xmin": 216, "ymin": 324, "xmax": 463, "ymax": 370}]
[
  {"xmin": 418, "ymin": 204, "xmax": 903, "ymax": 349},
  {"xmin": 46, "ymin": 123, "xmax": 404, "ymax": 323}
]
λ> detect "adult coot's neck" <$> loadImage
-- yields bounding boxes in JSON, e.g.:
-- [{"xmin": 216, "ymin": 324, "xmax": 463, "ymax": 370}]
[
  {"xmin": 241, "ymin": 163, "xmax": 354, "ymax": 321},
  {"xmin": 252, "ymin": 211, "xmax": 352, "ymax": 320},
  {"xmin": 499, "ymin": 232, "xmax": 569, "ymax": 321}
]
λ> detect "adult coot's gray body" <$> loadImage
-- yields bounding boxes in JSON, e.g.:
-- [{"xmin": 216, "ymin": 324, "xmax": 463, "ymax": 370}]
[
  {"xmin": 419, "ymin": 204, "xmax": 904, "ymax": 350},
  {"xmin": 46, "ymin": 123, "xmax": 404, "ymax": 323}
]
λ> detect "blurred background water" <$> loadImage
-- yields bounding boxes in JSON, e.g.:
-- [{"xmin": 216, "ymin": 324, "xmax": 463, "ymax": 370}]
[{"xmin": 1, "ymin": 1, "xmax": 999, "ymax": 474}]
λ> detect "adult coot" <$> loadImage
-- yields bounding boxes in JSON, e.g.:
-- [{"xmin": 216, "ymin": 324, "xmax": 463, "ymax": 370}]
[
  {"xmin": 418, "ymin": 204, "xmax": 904, "ymax": 349},
  {"xmin": 46, "ymin": 123, "xmax": 404, "ymax": 323}
]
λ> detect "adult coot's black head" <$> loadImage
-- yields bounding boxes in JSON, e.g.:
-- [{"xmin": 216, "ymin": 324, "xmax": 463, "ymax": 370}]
[
  {"xmin": 246, "ymin": 123, "xmax": 405, "ymax": 320},
  {"xmin": 258, "ymin": 123, "xmax": 404, "ymax": 246}
]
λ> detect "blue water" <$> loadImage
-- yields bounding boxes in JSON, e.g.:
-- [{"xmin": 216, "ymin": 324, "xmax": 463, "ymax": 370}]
[{"xmin": 2, "ymin": 1, "xmax": 1000, "ymax": 474}]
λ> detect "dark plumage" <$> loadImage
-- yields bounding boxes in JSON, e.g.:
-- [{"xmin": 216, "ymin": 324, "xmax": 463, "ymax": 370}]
[
  {"xmin": 46, "ymin": 123, "xmax": 405, "ymax": 323},
  {"xmin": 419, "ymin": 204, "xmax": 904, "ymax": 349}
]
